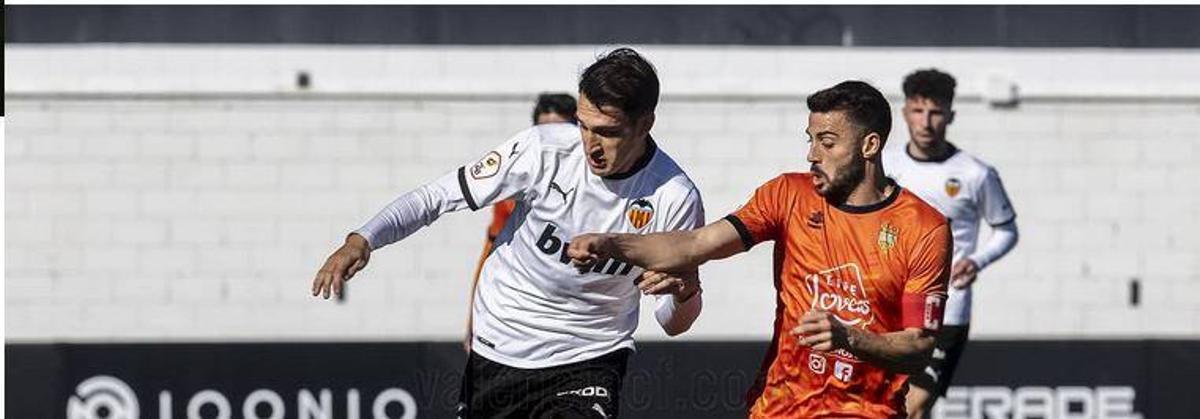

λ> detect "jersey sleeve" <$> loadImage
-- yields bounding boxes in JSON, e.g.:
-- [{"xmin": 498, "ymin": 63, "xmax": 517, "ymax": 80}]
[
  {"xmin": 353, "ymin": 128, "xmax": 543, "ymax": 250},
  {"xmin": 663, "ymin": 187, "xmax": 706, "ymax": 232},
  {"xmin": 901, "ymin": 222, "xmax": 951, "ymax": 332},
  {"xmin": 648, "ymin": 187, "xmax": 706, "ymax": 334},
  {"xmin": 978, "ymin": 167, "xmax": 1016, "ymax": 226},
  {"xmin": 457, "ymin": 127, "xmax": 546, "ymax": 211},
  {"xmin": 725, "ymin": 175, "xmax": 790, "ymax": 251}
]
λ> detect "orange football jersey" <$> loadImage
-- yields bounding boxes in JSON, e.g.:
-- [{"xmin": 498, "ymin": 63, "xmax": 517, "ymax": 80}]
[{"xmin": 726, "ymin": 173, "xmax": 950, "ymax": 418}]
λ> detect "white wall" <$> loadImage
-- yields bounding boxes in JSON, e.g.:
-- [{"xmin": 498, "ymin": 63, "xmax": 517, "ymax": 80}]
[{"xmin": 5, "ymin": 45, "xmax": 1200, "ymax": 342}]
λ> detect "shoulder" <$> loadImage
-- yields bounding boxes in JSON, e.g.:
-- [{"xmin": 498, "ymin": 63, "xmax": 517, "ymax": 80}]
[
  {"xmin": 742, "ymin": 172, "xmax": 814, "ymax": 207},
  {"xmin": 645, "ymin": 148, "xmax": 702, "ymax": 203},
  {"xmin": 893, "ymin": 188, "xmax": 950, "ymax": 233},
  {"xmin": 951, "ymin": 149, "xmax": 1002, "ymax": 183},
  {"xmin": 773, "ymin": 172, "xmax": 817, "ymax": 194}
]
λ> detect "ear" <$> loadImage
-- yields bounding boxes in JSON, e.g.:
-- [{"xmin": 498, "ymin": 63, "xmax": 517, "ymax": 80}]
[
  {"xmin": 638, "ymin": 112, "xmax": 657, "ymax": 135},
  {"xmin": 947, "ymin": 110, "xmax": 956, "ymax": 125},
  {"xmin": 861, "ymin": 132, "xmax": 883, "ymax": 159}
]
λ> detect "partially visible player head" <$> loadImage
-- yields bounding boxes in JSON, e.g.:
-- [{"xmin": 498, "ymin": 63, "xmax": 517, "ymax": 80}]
[
  {"xmin": 902, "ymin": 68, "xmax": 957, "ymax": 150},
  {"xmin": 577, "ymin": 47, "xmax": 659, "ymax": 177},
  {"xmin": 532, "ymin": 93, "xmax": 577, "ymax": 125},
  {"xmin": 805, "ymin": 81, "xmax": 892, "ymax": 201}
]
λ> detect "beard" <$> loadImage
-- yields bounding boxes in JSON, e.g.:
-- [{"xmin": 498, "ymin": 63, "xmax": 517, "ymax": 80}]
[{"xmin": 818, "ymin": 152, "xmax": 866, "ymax": 204}]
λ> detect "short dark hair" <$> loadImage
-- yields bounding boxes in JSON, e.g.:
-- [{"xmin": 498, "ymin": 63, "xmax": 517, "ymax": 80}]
[
  {"xmin": 903, "ymin": 68, "xmax": 957, "ymax": 105},
  {"xmin": 578, "ymin": 47, "xmax": 660, "ymax": 121},
  {"xmin": 532, "ymin": 93, "xmax": 577, "ymax": 125},
  {"xmin": 807, "ymin": 80, "xmax": 892, "ymax": 142}
]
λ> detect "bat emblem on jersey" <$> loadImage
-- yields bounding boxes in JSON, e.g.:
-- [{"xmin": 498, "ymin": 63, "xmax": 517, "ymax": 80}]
[
  {"xmin": 944, "ymin": 178, "xmax": 962, "ymax": 198},
  {"xmin": 627, "ymin": 199, "xmax": 654, "ymax": 230},
  {"xmin": 470, "ymin": 151, "xmax": 502, "ymax": 180}
]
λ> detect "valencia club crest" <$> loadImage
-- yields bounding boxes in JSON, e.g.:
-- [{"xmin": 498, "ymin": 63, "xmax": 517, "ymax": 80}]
[
  {"xmin": 627, "ymin": 199, "xmax": 654, "ymax": 230},
  {"xmin": 944, "ymin": 178, "xmax": 962, "ymax": 198}
]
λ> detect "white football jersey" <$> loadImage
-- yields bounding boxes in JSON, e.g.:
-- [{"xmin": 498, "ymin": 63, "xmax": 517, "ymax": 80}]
[
  {"xmin": 454, "ymin": 123, "xmax": 703, "ymax": 368},
  {"xmin": 884, "ymin": 144, "xmax": 1015, "ymax": 325}
]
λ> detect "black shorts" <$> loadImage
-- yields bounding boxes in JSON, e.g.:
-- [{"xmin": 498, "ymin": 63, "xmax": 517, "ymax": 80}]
[
  {"xmin": 457, "ymin": 348, "xmax": 631, "ymax": 418},
  {"xmin": 908, "ymin": 325, "xmax": 970, "ymax": 397}
]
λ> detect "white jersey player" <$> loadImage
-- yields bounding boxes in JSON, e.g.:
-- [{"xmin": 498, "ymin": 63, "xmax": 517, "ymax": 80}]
[
  {"xmin": 886, "ymin": 69, "xmax": 1020, "ymax": 419},
  {"xmin": 311, "ymin": 48, "xmax": 704, "ymax": 418}
]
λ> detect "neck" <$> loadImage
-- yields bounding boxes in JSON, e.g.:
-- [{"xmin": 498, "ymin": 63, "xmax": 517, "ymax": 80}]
[
  {"xmin": 605, "ymin": 136, "xmax": 654, "ymax": 179},
  {"xmin": 841, "ymin": 164, "xmax": 893, "ymax": 207},
  {"xmin": 907, "ymin": 139, "xmax": 954, "ymax": 162}
]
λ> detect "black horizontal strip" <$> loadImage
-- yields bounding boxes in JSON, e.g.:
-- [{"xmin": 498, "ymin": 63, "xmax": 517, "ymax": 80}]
[{"xmin": 7, "ymin": 5, "xmax": 1200, "ymax": 48}]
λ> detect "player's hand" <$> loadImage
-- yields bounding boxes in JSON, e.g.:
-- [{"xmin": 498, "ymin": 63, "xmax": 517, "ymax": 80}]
[
  {"xmin": 566, "ymin": 233, "xmax": 614, "ymax": 269},
  {"xmin": 950, "ymin": 259, "xmax": 979, "ymax": 289},
  {"xmin": 637, "ymin": 270, "xmax": 700, "ymax": 303},
  {"xmin": 312, "ymin": 233, "xmax": 371, "ymax": 300},
  {"xmin": 791, "ymin": 310, "xmax": 850, "ymax": 352}
]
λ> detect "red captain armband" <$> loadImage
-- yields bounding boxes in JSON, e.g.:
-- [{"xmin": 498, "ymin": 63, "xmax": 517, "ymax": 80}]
[{"xmin": 902, "ymin": 294, "xmax": 945, "ymax": 332}]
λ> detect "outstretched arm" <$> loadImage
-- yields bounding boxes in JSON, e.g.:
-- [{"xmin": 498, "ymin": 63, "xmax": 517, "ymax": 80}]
[
  {"xmin": 311, "ymin": 169, "xmax": 465, "ymax": 300},
  {"xmin": 311, "ymin": 127, "xmax": 544, "ymax": 300},
  {"xmin": 568, "ymin": 218, "xmax": 746, "ymax": 272}
]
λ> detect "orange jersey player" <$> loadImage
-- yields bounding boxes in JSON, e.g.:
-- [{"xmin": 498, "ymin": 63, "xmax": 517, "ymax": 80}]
[
  {"xmin": 730, "ymin": 172, "xmax": 949, "ymax": 417},
  {"xmin": 568, "ymin": 81, "xmax": 951, "ymax": 417}
]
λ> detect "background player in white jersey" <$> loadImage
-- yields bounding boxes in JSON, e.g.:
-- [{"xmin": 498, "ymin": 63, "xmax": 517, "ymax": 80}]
[
  {"xmin": 884, "ymin": 69, "xmax": 1020, "ymax": 419},
  {"xmin": 311, "ymin": 48, "xmax": 705, "ymax": 418}
]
